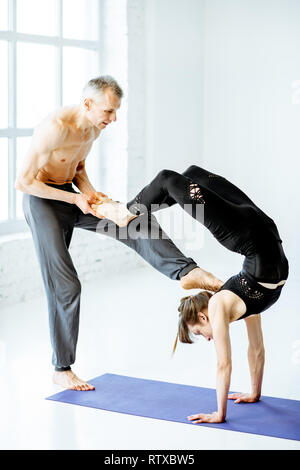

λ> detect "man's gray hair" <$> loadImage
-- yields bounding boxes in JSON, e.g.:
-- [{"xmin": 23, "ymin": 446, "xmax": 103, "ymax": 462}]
[{"xmin": 82, "ymin": 75, "xmax": 123, "ymax": 102}]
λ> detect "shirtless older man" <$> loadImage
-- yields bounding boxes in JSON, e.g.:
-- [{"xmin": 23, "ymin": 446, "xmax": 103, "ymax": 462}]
[{"xmin": 15, "ymin": 75, "xmax": 222, "ymax": 391}]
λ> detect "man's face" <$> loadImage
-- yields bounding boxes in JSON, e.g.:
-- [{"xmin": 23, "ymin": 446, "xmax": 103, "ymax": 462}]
[{"xmin": 85, "ymin": 87, "xmax": 121, "ymax": 129}]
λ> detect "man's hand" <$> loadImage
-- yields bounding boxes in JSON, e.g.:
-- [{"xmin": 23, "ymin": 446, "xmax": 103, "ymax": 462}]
[
  {"xmin": 187, "ymin": 411, "xmax": 225, "ymax": 424},
  {"xmin": 74, "ymin": 193, "xmax": 105, "ymax": 218},
  {"xmin": 89, "ymin": 191, "xmax": 112, "ymax": 204},
  {"xmin": 228, "ymin": 392, "xmax": 260, "ymax": 404}
]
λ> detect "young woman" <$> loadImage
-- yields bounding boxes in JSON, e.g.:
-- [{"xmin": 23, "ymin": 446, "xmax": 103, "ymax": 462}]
[{"xmin": 93, "ymin": 165, "xmax": 289, "ymax": 423}]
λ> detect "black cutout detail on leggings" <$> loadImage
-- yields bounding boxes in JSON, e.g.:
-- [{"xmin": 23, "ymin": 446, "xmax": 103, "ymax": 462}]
[{"xmin": 189, "ymin": 183, "xmax": 205, "ymax": 204}]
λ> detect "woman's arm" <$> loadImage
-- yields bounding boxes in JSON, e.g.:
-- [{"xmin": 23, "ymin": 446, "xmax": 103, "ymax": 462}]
[
  {"xmin": 211, "ymin": 294, "xmax": 232, "ymax": 421},
  {"xmin": 246, "ymin": 315, "xmax": 265, "ymax": 398},
  {"xmin": 214, "ymin": 320, "xmax": 232, "ymax": 420},
  {"xmin": 229, "ymin": 314, "xmax": 265, "ymax": 403},
  {"xmin": 188, "ymin": 293, "xmax": 233, "ymax": 424}
]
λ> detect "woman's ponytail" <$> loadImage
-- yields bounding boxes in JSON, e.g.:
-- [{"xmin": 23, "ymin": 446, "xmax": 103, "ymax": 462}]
[{"xmin": 171, "ymin": 290, "xmax": 213, "ymax": 355}]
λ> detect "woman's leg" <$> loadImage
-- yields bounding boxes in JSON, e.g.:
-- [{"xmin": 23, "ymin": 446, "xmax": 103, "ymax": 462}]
[
  {"xmin": 126, "ymin": 169, "xmax": 205, "ymax": 220},
  {"xmin": 182, "ymin": 164, "xmax": 257, "ymax": 207},
  {"xmin": 124, "ymin": 169, "xmax": 223, "ymax": 291},
  {"xmin": 127, "ymin": 166, "xmax": 208, "ymax": 215},
  {"xmin": 92, "ymin": 168, "xmax": 205, "ymax": 226},
  {"xmin": 126, "ymin": 164, "xmax": 259, "ymax": 220}
]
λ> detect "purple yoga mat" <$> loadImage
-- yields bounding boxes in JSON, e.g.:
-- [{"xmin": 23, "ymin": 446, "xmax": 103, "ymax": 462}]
[{"xmin": 46, "ymin": 373, "xmax": 300, "ymax": 441}]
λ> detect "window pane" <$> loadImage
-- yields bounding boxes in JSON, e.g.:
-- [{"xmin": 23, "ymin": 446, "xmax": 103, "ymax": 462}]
[
  {"xmin": 63, "ymin": 47, "xmax": 99, "ymax": 105},
  {"xmin": 0, "ymin": 0, "xmax": 8, "ymax": 31},
  {"xmin": 17, "ymin": 43, "xmax": 57, "ymax": 128},
  {"xmin": 16, "ymin": 137, "xmax": 32, "ymax": 219},
  {"xmin": 17, "ymin": 0, "xmax": 58, "ymax": 36},
  {"xmin": 0, "ymin": 139, "xmax": 8, "ymax": 221},
  {"xmin": 63, "ymin": 0, "xmax": 98, "ymax": 41},
  {"xmin": 0, "ymin": 40, "xmax": 8, "ymax": 128}
]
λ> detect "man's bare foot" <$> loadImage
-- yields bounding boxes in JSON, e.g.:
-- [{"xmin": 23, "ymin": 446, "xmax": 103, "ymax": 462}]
[
  {"xmin": 52, "ymin": 369, "xmax": 95, "ymax": 391},
  {"xmin": 180, "ymin": 267, "xmax": 224, "ymax": 292},
  {"xmin": 91, "ymin": 201, "xmax": 138, "ymax": 227}
]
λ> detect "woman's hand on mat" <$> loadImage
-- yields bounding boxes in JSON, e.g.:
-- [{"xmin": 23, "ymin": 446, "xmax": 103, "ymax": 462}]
[
  {"xmin": 228, "ymin": 392, "xmax": 260, "ymax": 403},
  {"xmin": 187, "ymin": 411, "xmax": 225, "ymax": 424},
  {"xmin": 74, "ymin": 193, "xmax": 104, "ymax": 218}
]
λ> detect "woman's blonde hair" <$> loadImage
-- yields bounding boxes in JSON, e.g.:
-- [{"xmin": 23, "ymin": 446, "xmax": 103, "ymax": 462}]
[{"xmin": 172, "ymin": 291, "xmax": 213, "ymax": 355}]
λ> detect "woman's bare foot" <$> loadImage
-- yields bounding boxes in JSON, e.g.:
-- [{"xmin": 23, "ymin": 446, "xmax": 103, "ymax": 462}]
[
  {"xmin": 91, "ymin": 201, "xmax": 138, "ymax": 227},
  {"xmin": 52, "ymin": 369, "xmax": 95, "ymax": 391},
  {"xmin": 180, "ymin": 267, "xmax": 224, "ymax": 292}
]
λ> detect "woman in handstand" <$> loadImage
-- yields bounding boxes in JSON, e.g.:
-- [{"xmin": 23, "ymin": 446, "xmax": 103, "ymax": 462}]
[{"xmin": 92, "ymin": 165, "xmax": 289, "ymax": 423}]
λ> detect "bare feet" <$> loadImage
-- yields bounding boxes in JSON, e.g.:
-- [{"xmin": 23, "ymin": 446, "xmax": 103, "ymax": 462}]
[
  {"xmin": 52, "ymin": 369, "xmax": 95, "ymax": 391},
  {"xmin": 91, "ymin": 201, "xmax": 138, "ymax": 227},
  {"xmin": 180, "ymin": 267, "xmax": 224, "ymax": 292}
]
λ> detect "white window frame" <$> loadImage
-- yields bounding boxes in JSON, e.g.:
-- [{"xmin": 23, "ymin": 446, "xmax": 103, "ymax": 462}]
[{"xmin": 0, "ymin": 0, "xmax": 102, "ymax": 235}]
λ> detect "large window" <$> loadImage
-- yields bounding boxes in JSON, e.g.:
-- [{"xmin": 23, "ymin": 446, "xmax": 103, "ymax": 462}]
[{"xmin": 0, "ymin": 0, "xmax": 101, "ymax": 234}]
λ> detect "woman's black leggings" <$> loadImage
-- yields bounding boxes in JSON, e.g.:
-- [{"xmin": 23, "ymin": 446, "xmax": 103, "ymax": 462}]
[
  {"xmin": 127, "ymin": 167, "xmax": 205, "ymax": 219},
  {"xmin": 126, "ymin": 165, "xmax": 289, "ymax": 284}
]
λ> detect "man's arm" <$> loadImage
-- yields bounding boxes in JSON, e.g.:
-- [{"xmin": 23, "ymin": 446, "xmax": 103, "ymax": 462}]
[
  {"xmin": 15, "ymin": 119, "xmax": 76, "ymax": 204},
  {"xmin": 15, "ymin": 119, "xmax": 99, "ymax": 216},
  {"xmin": 228, "ymin": 314, "xmax": 265, "ymax": 403},
  {"xmin": 72, "ymin": 157, "xmax": 97, "ymax": 197}
]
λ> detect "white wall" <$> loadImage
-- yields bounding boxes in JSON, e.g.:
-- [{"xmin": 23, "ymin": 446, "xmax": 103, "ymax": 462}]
[
  {"xmin": 97, "ymin": 0, "xmax": 129, "ymax": 202},
  {"xmin": 145, "ymin": 0, "xmax": 206, "ymax": 179},
  {"xmin": 202, "ymin": 0, "xmax": 300, "ymax": 278},
  {"xmin": 145, "ymin": 0, "xmax": 300, "ymax": 279},
  {"xmin": 143, "ymin": 0, "xmax": 209, "ymax": 272}
]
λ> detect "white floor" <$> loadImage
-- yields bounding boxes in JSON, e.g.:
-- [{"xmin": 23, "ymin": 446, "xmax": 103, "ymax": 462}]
[{"xmin": 0, "ymin": 264, "xmax": 300, "ymax": 450}]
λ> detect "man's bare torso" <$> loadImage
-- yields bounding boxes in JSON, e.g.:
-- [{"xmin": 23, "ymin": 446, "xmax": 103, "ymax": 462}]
[{"xmin": 36, "ymin": 106, "xmax": 101, "ymax": 185}]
